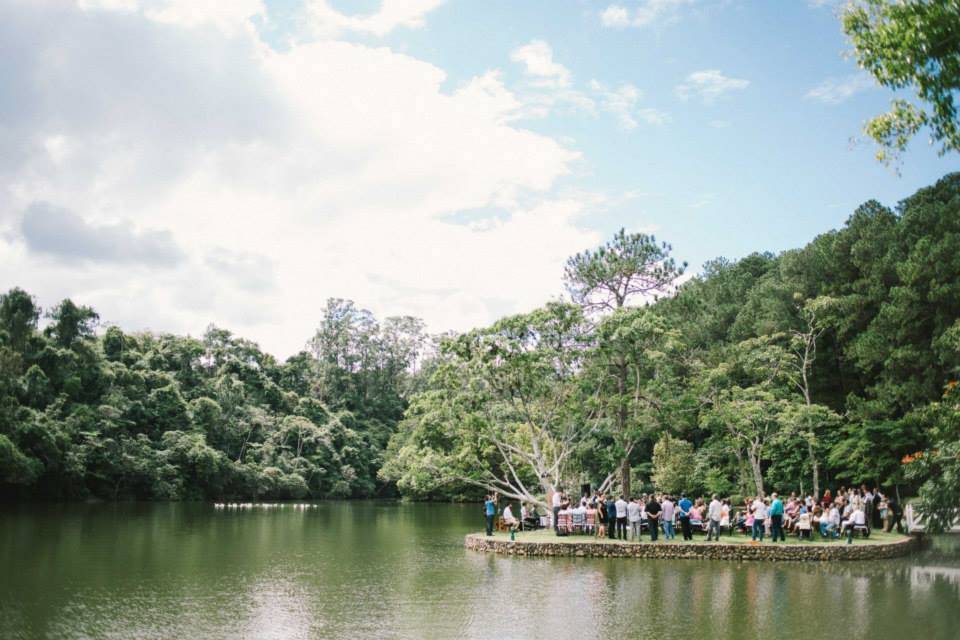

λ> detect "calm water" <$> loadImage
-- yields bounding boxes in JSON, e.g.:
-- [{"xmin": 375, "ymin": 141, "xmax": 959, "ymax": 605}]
[{"xmin": 1, "ymin": 502, "xmax": 958, "ymax": 640}]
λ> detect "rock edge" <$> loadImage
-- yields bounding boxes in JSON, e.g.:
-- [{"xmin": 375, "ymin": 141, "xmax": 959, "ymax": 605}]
[{"xmin": 464, "ymin": 533, "xmax": 918, "ymax": 561}]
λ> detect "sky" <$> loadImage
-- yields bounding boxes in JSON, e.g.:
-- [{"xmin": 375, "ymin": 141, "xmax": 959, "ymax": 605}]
[{"xmin": 1, "ymin": 0, "xmax": 957, "ymax": 359}]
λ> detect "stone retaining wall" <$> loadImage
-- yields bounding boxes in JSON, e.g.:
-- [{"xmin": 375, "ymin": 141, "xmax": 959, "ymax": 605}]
[{"xmin": 464, "ymin": 533, "xmax": 918, "ymax": 561}]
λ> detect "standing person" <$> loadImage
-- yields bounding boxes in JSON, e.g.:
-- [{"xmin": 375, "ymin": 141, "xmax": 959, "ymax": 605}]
[
  {"xmin": 661, "ymin": 495, "xmax": 676, "ymax": 540},
  {"xmin": 872, "ymin": 488, "xmax": 884, "ymax": 529},
  {"xmin": 646, "ymin": 494, "xmax": 661, "ymax": 542},
  {"xmin": 769, "ymin": 493, "xmax": 785, "ymax": 542},
  {"xmin": 864, "ymin": 486, "xmax": 874, "ymax": 531},
  {"xmin": 706, "ymin": 494, "xmax": 723, "ymax": 541},
  {"xmin": 484, "ymin": 494, "xmax": 497, "ymax": 536},
  {"xmin": 627, "ymin": 497, "xmax": 642, "ymax": 541},
  {"xmin": 605, "ymin": 494, "xmax": 617, "ymax": 540},
  {"xmin": 886, "ymin": 494, "xmax": 904, "ymax": 533},
  {"xmin": 552, "ymin": 489, "xmax": 563, "ymax": 535},
  {"xmin": 751, "ymin": 495, "xmax": 767, "ymax": 542},
  {"xmin": 678, "ymin": 494, "xmax": 693, "ymax": 541},
  {"xmin": 615, "ymin": 495, "xmax": 629, "ymax": 540},
  {"xmin": 596, "ymin": 494, "xmax": 608, "ymax": 538}
]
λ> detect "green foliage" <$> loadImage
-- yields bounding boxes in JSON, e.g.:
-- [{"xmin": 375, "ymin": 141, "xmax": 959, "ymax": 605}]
[
  {"xmin": 651, "ymin": 434, "xmax": 696, "ymax": 495},
  {"xmin": 843, "ymin": 0, "xmax": 960, "ymax": 163},
  {"xmin": 905, "ymin": 375, "xmax": 960, "ymax": 533},
  {"xmin": 0, "ymin": 294, "xmax": 427, "ymax": 501},
  {"xmin": 4, "ymin": 174, "xmax": 960, "ymax": 513},
  {"xmin": 384, "ymin": 173, "xmax": 960, "ymax": 509},
  {"xmin": 564, "ymin": 227, "xmax": 686, "ymax": 311}
]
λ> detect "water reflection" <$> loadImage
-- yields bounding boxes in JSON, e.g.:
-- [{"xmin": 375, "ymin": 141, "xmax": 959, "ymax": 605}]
[{"xmin": 1, "ymin": 503, "xmax": 958, "ymax": 639}]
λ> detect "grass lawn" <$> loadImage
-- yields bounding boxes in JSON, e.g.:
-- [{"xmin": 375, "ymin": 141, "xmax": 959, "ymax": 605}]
[{"xmin": 483, "ymin": 527, "xmax": 910, "ymax": 547}]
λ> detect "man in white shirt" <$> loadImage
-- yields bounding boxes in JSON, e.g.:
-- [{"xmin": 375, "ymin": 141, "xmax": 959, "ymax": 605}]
[
  {"xmin": 627, "ymin": 499, "xmax": 642, "ymax": 541},
  {"xmin": 614, "ymin": 496, "xmax": 628, "ymax": 540},
  {"xmin": 661, "ymin": 496, "xmax": 676, "ymax": 540},
  {"xmin": 707, "ymin": 494, "xmax": 723, "ymax": 541},
  {"xmin": 751, "ymin": 496, "xmax": 767, "ymax": 542},
  {"xmin": 503, "ymin": 504, "xmax": 518, "ymax": 530},
  {"xmin": 845, "ymin": 507, "xmax": 867, "ymax": 543}
]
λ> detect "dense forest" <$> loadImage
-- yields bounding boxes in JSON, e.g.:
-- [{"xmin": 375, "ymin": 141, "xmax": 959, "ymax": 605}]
[
  {"xmin": 0, "ymin": 296, "xmax": 428, "ymax": 501},
  {"xmin": 382, "ymin": 173, "xmax": 960, "ymax": 531},
  {"xmin": 2, "ymin": 174, "xmax": 959, "ymax": 529}
]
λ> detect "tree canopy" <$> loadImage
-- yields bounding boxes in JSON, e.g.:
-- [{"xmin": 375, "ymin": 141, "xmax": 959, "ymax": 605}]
[
  {"xmin": 843, "ymin": 0, "xmax": 960, "ymax": 164},
  {"xmin": 0, "ymin": 292, "xmax": 427, "ymax": 501},
  {"xmin": 385, "ymin": 173, "xmax": 960, "ymax": 530}
]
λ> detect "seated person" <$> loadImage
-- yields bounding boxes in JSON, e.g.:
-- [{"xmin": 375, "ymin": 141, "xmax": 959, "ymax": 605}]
[
  {"xmin": 503, "ymin": 504, "xmax": 519, "ymax": 530},
  {"xmin": 785, "ymin": 499, "xmax": 799, "ymax": 531},
  {"xmin": 796, "ymin": 508, "xmax": 812, "ymax": 539},
  {"xmin": 523, "ymin": 505, "xmax": 541, "ymax": 529},
  {"xmin": 720, "ymin": 501, "xmax": 731, "ymax": 530},
  {"xmin": 820, "ymin": 505, "xmax": 840, "ymax": 538},
  {"xmin": 689, "ymin": 504, "xmax": 705, "ymax": 530},
  {"xmin": 843, "ymin": 506, "xmax": 867, "ymax": 539}
]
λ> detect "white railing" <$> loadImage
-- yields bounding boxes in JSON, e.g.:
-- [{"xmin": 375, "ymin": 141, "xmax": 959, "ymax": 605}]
[{"xmin": 904, "ymin": 504, "xmax": 960, "ymax": 533}]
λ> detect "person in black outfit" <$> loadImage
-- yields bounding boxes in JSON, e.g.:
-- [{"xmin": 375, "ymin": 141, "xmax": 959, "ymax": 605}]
[
  {"xmin": 886, "ymin": 495, "xmax": 904, "ymax": 533},
  {"xmin": 646, "ymin": 496, "xmax": 661, "ymax": 542}
]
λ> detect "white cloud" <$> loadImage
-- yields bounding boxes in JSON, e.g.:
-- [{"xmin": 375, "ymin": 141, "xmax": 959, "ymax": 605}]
[
  {"xmin": 308, "ymin": 0, "xmax": 445, "ymax": 38},
  {"xmin": 805, "ymin": 74, "xmax": 875, "ymax": 104},
  {"xmin": 600, "ymin": 0, "xmax": 695, "ymax": 28},
  {"xmin": 589, "ymin": 80, "xmax": 669, "ymax": 129},
  {"xmin": 77, "ymin": 0, "xmax": 265, "ymax": 34},
  {"xmin": 600, "ymin": 5, "xmax": 631, "ymax": 27},
  {"xmin": 675, "ymin": 69, "xmax": 749, "ymax": 103},
  {"xmin": 77, "ymin": 0, "xmax": 139, "ymax": 11},
  {"xmin": 0, "ymin": 1, "xmax": 602, "ymax": 357},
  {"xmin": 511, "ymin": 40, "xmax": 571, "ymax": 89}
]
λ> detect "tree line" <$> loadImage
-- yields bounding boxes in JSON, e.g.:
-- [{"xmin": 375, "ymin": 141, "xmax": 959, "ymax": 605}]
[
  {"xmin": 2, "ymin": 174, "xmax": 958, "ymax": 531},
  {"xmin": 0, "ymin": 296, "xmax": 428, "ymax": 501},
  {"xmin": 382, "ymin": 173, "xmax": 960, "ymax": 532}
]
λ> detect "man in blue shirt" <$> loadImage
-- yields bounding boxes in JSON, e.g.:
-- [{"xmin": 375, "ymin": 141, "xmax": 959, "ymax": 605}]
[
  {"xmin": 484, "ymin": 494, "xmax": 497, "ymax": 536},
  {"xmin": 604, "ymin": 495, "xmax": 617, "ymax": 539},
  {"xmin": 678, "ymin": 494, "xmax": 693, "ymax": 541},
  {"xmin": 769, "ymin": 493, "xmax": 785, "ymax": 542}
]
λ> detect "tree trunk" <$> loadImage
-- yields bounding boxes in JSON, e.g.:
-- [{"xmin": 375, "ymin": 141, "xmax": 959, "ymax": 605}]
[
  {"xmin": 748, "ymin": 447, "xmax": 764, "ymax": 497},
  {"xmin": 732, "ymin": 447, "xmax": 750, "ymax": 497},
  {"xmin": 616, "ymin": 360, "xmax": 630, "ymax": 497},
  {"xmin": 808, "ymin": 439, "xmax": 820, "ymax": 500},
  {"xmin": 620, "ymin": 459, "xmax": 631, "ymax": 498}
]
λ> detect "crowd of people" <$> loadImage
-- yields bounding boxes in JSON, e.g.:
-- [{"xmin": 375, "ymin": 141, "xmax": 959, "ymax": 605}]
[{"xmin": 485, "ymin": 484, "xmax": 905, "ymax": 544}]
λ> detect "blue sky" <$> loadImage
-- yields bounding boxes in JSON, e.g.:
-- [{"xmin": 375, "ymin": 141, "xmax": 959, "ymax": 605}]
[
  {"xmin": 1, "ymin": 0, "xmax": 956, "ymax": 357},
  {"xmin": 361, "ymin": 0, "xmax": 954, "ymax": 268}
]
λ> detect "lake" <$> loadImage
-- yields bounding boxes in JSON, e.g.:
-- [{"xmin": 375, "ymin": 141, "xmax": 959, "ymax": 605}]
[{"xmin": 1, "ymin": 501, "xmax": 958, "ymax": 639}]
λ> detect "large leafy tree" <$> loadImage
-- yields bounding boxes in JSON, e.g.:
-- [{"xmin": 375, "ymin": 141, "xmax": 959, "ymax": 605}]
[
  {"xmin": 843, "ymin": 0, "xmax": 960, "ymax": 163},
  {"xmin": 564, "ymin": 228, "xmax": 685, "ymax": 495},
  {"xmin": 381, "ymin": 303, "xmax": 594, "ymax": 510},
  {"xmin": 582, "ymin": 307, "xmax": 685, "ymax": 495}
]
